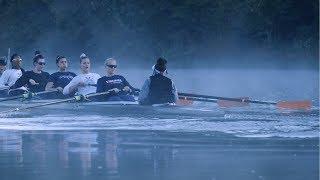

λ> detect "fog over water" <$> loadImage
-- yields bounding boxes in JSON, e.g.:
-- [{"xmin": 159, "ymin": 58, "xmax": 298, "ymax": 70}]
[
  {"xmin": 38, "ymin": 66, "xmax": 319, "ymax": 105},
  {"xmin": 0, "ymin": 1, "xmax": 318, "ymax": 180}
]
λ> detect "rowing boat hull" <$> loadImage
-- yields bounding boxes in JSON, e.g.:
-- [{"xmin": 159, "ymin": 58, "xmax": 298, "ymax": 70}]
[
  {"xmin": 0, "ymin": 100, "xmax": 178, "ymax": 107},
  {"xmin": 0, "ymin": 99, "xmax": 179, "ymax": 115},
  {"xmin": 0, "ymin": 98, "xmax": 223, "ymax": 119}
]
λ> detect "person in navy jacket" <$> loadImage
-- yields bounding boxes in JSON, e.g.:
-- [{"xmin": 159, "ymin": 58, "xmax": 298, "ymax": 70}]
[{"xmin": 96, "ymin": 58, "xmax": 136, "ymax": 101}]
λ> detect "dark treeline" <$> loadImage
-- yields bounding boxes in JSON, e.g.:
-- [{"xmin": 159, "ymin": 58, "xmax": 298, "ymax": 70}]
[{"xmin": 0, "ymin": 0, "xmax": 318, "ymax": 68}]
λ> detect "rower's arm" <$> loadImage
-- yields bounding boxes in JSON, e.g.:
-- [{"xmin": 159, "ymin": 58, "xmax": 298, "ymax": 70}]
[
  {"xmin": 63, "ymin": 77, "xmax": 79, "ymax": 95},
  {"xmin": 171, "ymin": 82, "xmax": 178, "ymax": 103},
  {"xmin": 10, "ymin": 73, "xmax": 28, "ymax": 89},
  {"xmin": 123, "ymin": 78, "xmax": 136, "ymax": 92},
  {"xmin": 0, "ymin": 70, "xmax": 9, "ymax": 87},
  {"xmin": 96, "ymin": 78, "xmax": 105, "ymax": 93},
  {"xmin": 138, "ymin": 78, "xmax": 150, "ymax": 104}
]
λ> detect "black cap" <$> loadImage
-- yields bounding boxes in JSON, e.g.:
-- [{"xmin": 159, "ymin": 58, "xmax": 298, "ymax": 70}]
[
  {"xmin": 0, "ymin": 57, "xmax": 7, "ymax": 65},
  {"xmin": 155, "ymin": 57, "xmax": 167, "ymax": 72}
]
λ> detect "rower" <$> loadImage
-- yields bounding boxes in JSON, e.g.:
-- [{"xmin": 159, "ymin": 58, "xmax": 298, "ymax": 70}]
[
  {"xmin": 96, "ymin": 58, "xmax": 136, "ymax": 101},
  {"xmin": 139, "ymin": 57, "xmax": 178, "ymax": 105},
  {"xmin": 0, "ymin": 57, "xmax": 7, "ymax": 77},
  {"xmin": 0, "ymin": 54, "xmax": 25, "ymax": 96},
  {"xmin": 63, "ymin": 53, "xmax": 100, "ymax": 96},
  {"xmin": 0, "ymin": 56, "xmax": 7, "ymax": 96},
  {"xmin": 45, "ymin": 55, "xmax": 76, "ymax": 98},
  {"xmin": 10, "ymin": 51, "xmax": 50, "ymax": 96}
]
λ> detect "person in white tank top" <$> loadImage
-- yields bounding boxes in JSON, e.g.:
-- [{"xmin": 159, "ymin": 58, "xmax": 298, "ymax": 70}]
[
  {"xmin": 0, "ymin": 54, "xmax": 25, "ymax": 90},
  {"xmin": 63, "ymin": 53, "xmax": 100, "ymax": 96}
]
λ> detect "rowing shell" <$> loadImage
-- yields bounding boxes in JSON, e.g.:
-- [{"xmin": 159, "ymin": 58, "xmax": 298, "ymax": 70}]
[
  {"xmin": 0, "ymin": 99, "xmax": 178, "ymax": 114},
  {"xmin": 0, "ymin": 99, "xmax": 197, "ymax": 119}
]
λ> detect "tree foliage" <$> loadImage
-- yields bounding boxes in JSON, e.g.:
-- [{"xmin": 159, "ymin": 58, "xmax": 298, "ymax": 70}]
[{"xmin": 0, "ymin": 0, "xmax": 318, "ymax": 67}]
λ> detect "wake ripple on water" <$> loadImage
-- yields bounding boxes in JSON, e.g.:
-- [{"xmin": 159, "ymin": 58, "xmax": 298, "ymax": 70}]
[{"xmin": 0, "ymin": 104, "xmax": 318, "ymax": 138}]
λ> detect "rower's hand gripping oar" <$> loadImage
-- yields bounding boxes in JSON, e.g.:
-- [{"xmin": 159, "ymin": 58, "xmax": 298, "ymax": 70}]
[{"xmin": 178, "ymin": 92, "xmax": 312, "ymax": 110}]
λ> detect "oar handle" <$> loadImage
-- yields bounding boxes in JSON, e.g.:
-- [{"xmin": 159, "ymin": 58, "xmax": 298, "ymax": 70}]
[
  {"xmin": 34, "ymin": 89, "xmax": 59, "ymax": 96},
  {"xmin": 85, "ymin": 91, "xmax": 110, "ymax": 98}
]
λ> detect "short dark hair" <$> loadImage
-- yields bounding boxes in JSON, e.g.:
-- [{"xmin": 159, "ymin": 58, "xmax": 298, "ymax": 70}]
[
  {"xmin": 10, "ymin": 53, "xmax": 20, "ymax": 62},
  {"xmin": 155, "ymin": 57, "xmax": 167, "ymax": 72}
]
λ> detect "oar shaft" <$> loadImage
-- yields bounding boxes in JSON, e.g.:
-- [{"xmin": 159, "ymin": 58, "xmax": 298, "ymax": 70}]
[
  {"xmin": 246, "ymin": 99, "xmax": 276, "ymax": 105},
  {"xmin": 0, "ymin": 90, "xmax": 59, "ymax": 102},
  {"xmin": 1, "ymin": 91, "xmax": 113, "ymax": 114},
  {"xmin": 24, "ymin": 98, "xmax": 74, "ymax": 110},
  {"xmin": 2, "ymin": 98, "xmax": 75, "ymax": 114},
  {"xmin": 179, "ymin": 96, "xmax": 218, "ymax": 103},
  {"xmin": 179, "ymin": 93, "xmax": 241, "ymax": 101},
  {"xmin": 178, "ymin": 92, "xmax": 276, "ymax": 105},
  {"xmin": 0, "ymin": 86, "xmax": 9, "ymax": 91},
  {"xmin": 34, "ymin": 90, "xmax": 58, "ymax": 96},
  {"xmin": 0, "ymin": 94, "xmax": 26, "ymax": 102}
]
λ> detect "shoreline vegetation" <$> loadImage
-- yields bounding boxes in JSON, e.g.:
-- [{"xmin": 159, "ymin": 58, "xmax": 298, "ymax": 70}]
[{"xmin": 0, "ymin": 0, "xmax": 318, "ymax": 68}]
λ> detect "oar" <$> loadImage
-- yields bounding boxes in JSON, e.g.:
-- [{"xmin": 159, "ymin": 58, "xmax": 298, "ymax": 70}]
[
  {"xmin": 0, "ymin": 91, "xmax": 112, "ymax": 114},
  {"xmin": 0, "ymin": 87, "xmax": 9, "ymax": 96},
  {"xmin": 178, "ymin": 92, "xmax": 312, "ymax": 110},
  {"xmin": 178, "ymin": 96, "xmax": 251, "ymax": 107},
  {"xmin": 0, "ymin": 86, "xmax": 9, "ymax": 91},
  {"xmin": 177, "ymin": 96, "xmax": 217, "ymax": 105},
  {"xmin": 0, "ymin": 90, "xmax": 59, "ymax": 102}
]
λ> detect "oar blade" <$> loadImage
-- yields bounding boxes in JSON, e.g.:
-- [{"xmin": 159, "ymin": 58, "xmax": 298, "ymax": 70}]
[
  {"xmin": 276, "ymin": 100, "xmax": 312, "ymax": 110},
  {"xmin": 217, "ymin": 97, "xmax": 250, "ymax": 108}
]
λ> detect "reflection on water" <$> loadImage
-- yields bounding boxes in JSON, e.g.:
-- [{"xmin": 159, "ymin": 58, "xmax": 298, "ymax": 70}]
[{"xmin": 0, "ymin": 130, "xmax": 318, "ymax": 180}]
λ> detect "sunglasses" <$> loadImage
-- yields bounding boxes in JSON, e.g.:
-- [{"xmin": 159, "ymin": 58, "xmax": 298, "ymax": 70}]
[
  {"xmin": 107, "ymin": 65, "xmax": 117, "ymax": 68},
  {"xmin": 38, "ymin": 62, "xmax": 46, "ymax": 65},
  {"xmin": 13, "ymin": 58, "xmax": 22, "ymax": 61}
]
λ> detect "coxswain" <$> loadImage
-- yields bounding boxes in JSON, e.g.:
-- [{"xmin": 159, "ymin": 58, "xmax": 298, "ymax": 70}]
[{"xmin": 139, "ymin": 57, "xmax": 178, "ymax": 105}]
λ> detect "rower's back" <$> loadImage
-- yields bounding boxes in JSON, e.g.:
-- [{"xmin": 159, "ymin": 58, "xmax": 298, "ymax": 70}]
[
  {"xmin": 148, "ymin": 73, "xmax": 175, "ymax": 104},
  {"xmin": 139, "ymin": 57, "xmax": 178, "ymax": 105}
]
